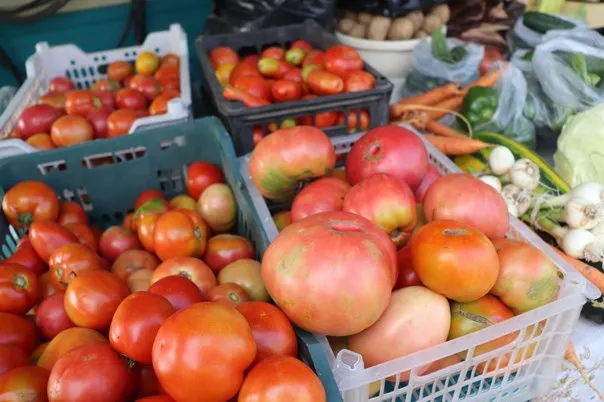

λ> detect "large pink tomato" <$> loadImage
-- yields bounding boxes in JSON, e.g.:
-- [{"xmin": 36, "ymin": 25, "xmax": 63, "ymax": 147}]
[
  {"xmin": 423, "ymin": 173, "xmax": 509, "ymax": 239},
  {"xmin": 345, "ymin": 125, "xmax": 428, "ymax": 190},
  {"xmin": 249, "ymin": 126, "xmax": 336, "ymax": 202},
  {"xmin": 414, "ymin": 164, "xmax": 441, "ymax": 203},
  {"xmin": 261, "ymin": 211, "xmax": 394, "ymax": 336},
  {"xmin": 291, "ymin": 177, "xmax": 350, "ymax": 222},
  {"xmin": 343, "ymin": 173, "xmax": 417, "ymax": 248},
  {"xmin": 491, "ymin": 239, "xmax": 560, "ymax": 314}
]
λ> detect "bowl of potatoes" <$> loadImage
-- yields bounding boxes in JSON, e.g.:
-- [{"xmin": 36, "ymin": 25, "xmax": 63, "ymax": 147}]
[{"xmin": 335, "ymin": 5, "xmax": 450, "ymax": 80}]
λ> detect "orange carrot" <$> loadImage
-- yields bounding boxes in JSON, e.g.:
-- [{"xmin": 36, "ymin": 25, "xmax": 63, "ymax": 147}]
[
  {"xmin": 565, "ymin": 342, "xmax": 604, "ymax": 400},
  {"xmin": 389, "ymin": 83, "xmax": 461, "ymax": 119},
  {"xmin": 552, "ymin": 247, "xmax": 604, "ymax": 294},
  {"xmin": 425, "ymin": 96, "xmax": 464, "ymax": 120},
  {"xmin": 461, "ymin": 66, "xmax": 506, "ymax": 95},
  {"xmin": 425, "ymin": 121, "xmax": 468, "ymax": 139},
  {"xmin": 423, "ymin": 134, "xmax": 489, "ymax": 155}
]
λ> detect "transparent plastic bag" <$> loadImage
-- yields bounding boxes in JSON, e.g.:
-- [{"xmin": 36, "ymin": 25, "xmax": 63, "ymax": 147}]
[
  {"xmin": 533, "ymin": 36, "xmax": 604, "ymax": 111},
  {"xmin": 0, "ymin": 86, "xmax": 16, "ymax": 115},
  {"xmin": 404, "ymin": 38, "xmax": 484, "ymax": 94},
  {"xmin": 478, "ymin": 65, "xmax": 536, "ymax": 148},
  {"xmin": 509, "ymin": 15, "xmax": 585, "ymax": 51}
]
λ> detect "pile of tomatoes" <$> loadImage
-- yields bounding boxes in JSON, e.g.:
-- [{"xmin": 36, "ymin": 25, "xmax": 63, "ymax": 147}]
[
  {"xmin": 0, "ymin": 161, "xmax": 326, "ymax": 401},
  {"xmin": 250, "ymin": 124, "xmax": 561, "ymax": 383},
  {"xmin": 210, "ymin": 41, "xmax": 374, "ymax": 145},
  {"xmin": 10, "ymin": 51, "xmax": 182, "ymax": 151}
]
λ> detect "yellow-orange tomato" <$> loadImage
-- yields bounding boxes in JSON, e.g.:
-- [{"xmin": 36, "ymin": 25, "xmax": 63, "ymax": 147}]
[
  {"xmin": 136, "ymin": 52, "xmax": 160, "ymax": 75},
  {"xmin": 215, "ymin": 63, "xmax": 235, "ymax": 86},
  {"xmin": 26, "ymin": 133, "xmax": 55, "ymax": 150}
]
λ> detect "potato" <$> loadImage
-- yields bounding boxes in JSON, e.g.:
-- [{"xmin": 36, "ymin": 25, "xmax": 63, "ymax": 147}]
[
  {"xmin": 357, "ymin": 12, "xmax": 374, "ymax": 25},
  {"xmin": 348, "ymin": 24, "xmax": 368, "ymax": 39},
  {"xmin": 431, "ymin": 4, "xmax": 450, "ymax": 23},
  {"xmin": 406, "ymin": 10, "xmax": 424, "ymax": 32},
  {"xmin": 422, "ymin": 14, "xmax": 443, "ymax": 34},
  {"xmin": 338, "ymin": 18, "xmax": 358, "ymax": 34},
  {"xmin": 415, "ymin": 30, "xmax": 429, "ymax": 39},
  {"xmin": 387, "ymin": 17, "xmax": 414, "ymax": 41},
  {"xmin": 342, "ymin": 10, "xmax": 357, "ymax": 21},
  {"xmin": 368, "ymin": 16, "xmax": 392, "ymax": 41}
]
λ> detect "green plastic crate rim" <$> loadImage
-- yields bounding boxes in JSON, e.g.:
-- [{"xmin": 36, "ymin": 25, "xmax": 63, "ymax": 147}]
[{"xmin": 0, "ymin": 116, "xmax": 342, "ymax": 402}]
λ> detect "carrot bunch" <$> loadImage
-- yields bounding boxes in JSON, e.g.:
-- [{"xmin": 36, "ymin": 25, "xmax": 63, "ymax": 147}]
[{"xmin": 389, "ymin": 68, "xmax": 504, "ymax": 156}]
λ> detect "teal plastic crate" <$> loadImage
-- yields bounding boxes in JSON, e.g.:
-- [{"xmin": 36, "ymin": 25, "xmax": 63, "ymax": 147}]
[{"xmin": 0, "ymin": 116, "xmax": 342, "ymax": 402}]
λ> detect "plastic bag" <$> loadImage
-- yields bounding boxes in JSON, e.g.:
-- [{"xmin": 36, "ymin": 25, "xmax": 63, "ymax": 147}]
[
  {"xmin": 508, "ymin": 15, "xmax": 585, "ymax": 52},
  {"xmin": 533, "ymin": 36, "xmax": 604, "ymax": 112},
  {"xmin": 0, "ymin": 86, "xmax": 16, "ymax": 115},
  {"xmin": 404, "ymin": 38, "xmax": 484, "ymax": 94},
  {"xmin": 205, "ymin": 0, "xmax": 336, "ymax": 34},
  {"xmin": 477, "ymin": 65, "xmax": 536, "ymax": 148},
  {"xmin": 341, "ymin": 0, "xmax": 447, "ymax": 17}
]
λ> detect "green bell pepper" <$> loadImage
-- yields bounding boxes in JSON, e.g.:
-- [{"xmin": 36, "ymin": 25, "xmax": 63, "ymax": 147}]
[{"xmin": 460, "ymin": 86, "xmax": 499, "ymax": 129}]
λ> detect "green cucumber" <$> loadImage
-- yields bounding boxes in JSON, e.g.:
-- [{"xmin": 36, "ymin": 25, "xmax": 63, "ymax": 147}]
[{"xmin": 523, "ymin": 11, "xmax": 575, "ymax": 34}]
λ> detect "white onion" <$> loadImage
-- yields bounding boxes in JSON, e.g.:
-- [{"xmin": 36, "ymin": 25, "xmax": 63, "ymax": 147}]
[
  {"xmin": 479, "ymin": 175, "xmax": 502, "ymax": 192},
  {"xmin": 488, "ymin": 146, "xmax": 515, "ymax": 176},
  {"xmin": 509, "ymin": 159, "xmax": 540, "ymax": 191}
]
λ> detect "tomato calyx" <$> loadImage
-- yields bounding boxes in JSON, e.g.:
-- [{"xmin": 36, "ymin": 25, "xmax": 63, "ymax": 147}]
[
  {"xmin": 12, "ymin": 274, "xmax": 29, "ymax": 290},
  {"xmin": 443, "ymin": 228, "xmax": 469, "ymax": 237},
  {"xmin": 18, "ymin": 212, "xmax": 34, "ymax": 228},
  {"xmin": 391, "ymin": 228, "xmax": 410, "ymax": 248},
  {"xmin": 177, "ymin": 271, "xmax": 193, "ymax": 281},
  {"xmin": 364, "ymin": 141, "xmax": 384, "ymax": 162}
]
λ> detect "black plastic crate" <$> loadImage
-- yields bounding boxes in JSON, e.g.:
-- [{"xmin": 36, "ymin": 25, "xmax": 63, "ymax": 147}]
[{"xmin": 196, "ymin": 19, "xmax": 393, "ymax": 156}]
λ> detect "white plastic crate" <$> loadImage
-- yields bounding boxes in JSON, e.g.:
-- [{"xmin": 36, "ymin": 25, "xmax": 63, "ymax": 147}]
[
  {"xmin": 0, "ymin": 23, "xmax": 191, "ymax": 159},
  {"xmin": 239, "ymin": 125, "xmax": 601, "ymax": 402}
]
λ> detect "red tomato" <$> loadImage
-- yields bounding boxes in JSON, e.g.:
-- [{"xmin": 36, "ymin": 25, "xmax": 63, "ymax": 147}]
[
  {"xmin": 129, "ymin": 74, "xmax": 162, "ymax": 101},
  {"xmin": 237, "ymin": 301, "xmax": 297, "ymax": 364},
  {"xmin": 241, "ymin": 55, "xmax": 260, "ymax": 66},
  {"xmin": 2, "ymin": 181, "xmax": 59, "ymax": 229},
  {"xmin": 154, "ymin": 65, "xmax": 179, "ymax": 82},
  {"xmin": 109, "ymin": 292, "xmax": 174, "ymax": 364},
  {"xmin": 136, "ymin": 396, "xmax": 175, "ymax": 402},
  {"xmin": 148, "ymin": 276, "xmax": 203, "ymax": 311},
  {"xmin": 271, "ymin": 80, "xmax": 303, "ymax": 102},
  {"xmin": 37, "ymin": 327, "xmax": 107, "ymax": 371},
  {"xmin": 48, "ymin": 243, "xmax": 104, "ymax": 291},
  {"xmin": 479, "ymin": 48, "xmax": 505, "ymax": 76},
  {"xmin": 111, "ymin": 250, "xmax": 160, "ymax": 281},
  {"xmin": 152, "ymin": 302, "xmax": 256, "ymax": 402},
  {"xmin": 149, "ymin": 90, "xmax": 180, "ymax": 116},
  {"xmin": 394, "ymin": 246, "xmax": 422, "ymax": 289},
  {"xmin": 108, "ymin": 61, "xmax": 133, "ymax": 81},
  {"xmin": 65, "ymin": 90, "xmax": 102, "ymax": 116},
  {"xmin": 411, "ymin": 220, "xmax": 500, "ymax": 302},
  {"xmin": 99, "ymin": 226, "xmax": 141, "ymax": 262},
  {"xmin": 87, "ymin": 108, "xmax": 112, "ymax": 139},
  {"xmin": 47, "ymin": 343, "xmax": 134, "ymax": 402},
  {"xmin": 64, "ymin": 222, "xmax": 98, "ymax": 253},
  {"xmin": 290, "ymin": 177, "xmax": 350, "ymax": 222},
  {"xmin": 39, "ymin": 93, "xmax": 67, "ymax": 110},
  {"xmin": 0, "ymin": 263, "xmax": 39, "ymax": 314},
  {"xmin": 0, "ymin": 345, "xmax": 28, "ymax": 375},
  {"xmin": 116, "ymin": 87, "xmax": 148, "ymax": 109},
  {"xmin": 291, "ymin": 40, "xmax": 313, "ymax": 52},
  {"xmin": 4, "ymin": 240, "xmax": 46, "ymax": 276},
  {"xmin": 282, "ymin": 68, "xmax": 303, "ymax": 83},
  {"xmin": 345, "ymin": 70, "xmax": 376, "ymax": 92},
  {"xmin": 38, "ymin": 272, "xmax": 57, "ymax": 299},
  {"xmin": 238, "ymin": 356, "xmax": 326, "ymax": 402},
  {"xmin": 0, "ymin": 365, "xmax": 50, "ymax": 401},
  {"xmin": 252, "ymin": 126, "xmax": 264, "ymax": 147},
  {"xmin": 64, "ymin": 270, "xmax": 130, "ymax": 330},
  {"xmin": 153, "ymin": 210, "xmax": 209, "ymax": 261},
  {"xmin": 107, "ymin": 108, "xmax": 139, "ymax": 137},
  {"xmin": 229, "ymin": 62, "xmax": 262, "ymax": 86},
  {"xmin": 91, "ymin": 79, "xmax": 121, "ymax": 91},
  {"xmin": 0, "ymin": 312, "xmax": 37, "ymax": 354},
  {"xmin": 204, "ymin": 234, "xmax": 255, "ymax": 274},
  {"xmin": 232, "ymin": 75, "xmax": 272, "ymax": 102},
  {"xmin": 135, "ymin": 365, "xmax": 163, "ymax": 399},
  {"xmin": 92, "ymin": 89, "xmax": 116, "ymax": 111},
  {"xmin": 135, "ymin": 212, "xmax": 161, "ymax": 253},
  {"xmin": 56, "ymin": 201, "xmax": 88, "ymax": 226},
  {"xmin": 302, "ymin": 49, "xmax": 324, "ymax": 67},
  {"xmin": 151, "ymin": 257, "xmax": 216, "ymax": 296},
  {"xmin": 337, "ymin": 109, "xmax": 370, "ymax": 133},
  {"xmin": 306, "ymin": 70, "xmax": 344, "ymax": 95},
  {"xmin": 29, "ymin": 220, "xmax": 78, "ymax": 263},
  {"xmin": 35, "ymin": 293, "xmax": 75, "ymax": 340},
  {"xmin": 49, "ymin": 76, "xmax": 75, "ymax": 94},
  {"xmin": 207, "ymin": 283, "xmax": 249, "ymax": 308},
  {"xmin": 135, "ymin": 190, "xmax": 167, "ymax": 209},
  {"xmin": 159, "ymin": 78, "xmax": 180, "ymax": 92},
  {"xmin": 16, "ymin": 104, "xmax": 64, "ymax": 140},
  {"xmin": 324, "ymin": 45, "xmax": 363, "ymax": 78},
  {"xmin": 209, "ymin": 47, "xmax": 240, "ymax": 69},
  {"xmin": 50, "ymin": 115, "xmax": 94, "ymax": 147},
  {"xmin": 185, "ymin": 161, "xmax": 224, "ymax": 200},
  {"xmin": 261, "ymin": 47, "xmax": 285, "ymax": 60}
]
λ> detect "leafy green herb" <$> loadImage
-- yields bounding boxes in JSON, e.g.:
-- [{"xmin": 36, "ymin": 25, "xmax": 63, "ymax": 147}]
[{"xmin": 570, "ymin": 53, "xmax": 594, "ymax": 86}]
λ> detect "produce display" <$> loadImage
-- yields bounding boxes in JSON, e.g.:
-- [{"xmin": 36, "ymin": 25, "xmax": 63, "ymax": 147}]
[
  {"xmin": 0, "ymin": 161, "xmax": 326, "ymax": 401},
  {"xmin": 8, "ymin": 51, "xmax": 182, "ymax": 149},
  {"xmin": 336, "ymin": 5, "xmax": 451, "ymax": 41}
]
